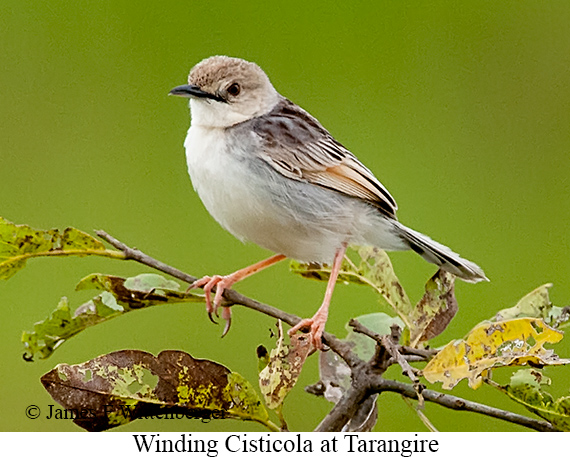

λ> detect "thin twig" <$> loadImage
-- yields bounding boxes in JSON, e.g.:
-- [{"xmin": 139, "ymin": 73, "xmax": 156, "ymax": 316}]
[
  {"xmin": 403, "ymin": 355, "xmax": 428, "ymax": 364},
  {"xmin": 350, "ymin": 319, "xmax": 421, "ymax": 383},
  {"xmin": 351, "ymin": 319, "xmax": 426, "ymax": 409},
  {"xmin": 316, "ymin": 323, "xmax": 401, "ymax": 431},
  {"xmin": 400, "ymin": 346, "xmax": 438, "ymax": 359},
  {"xmin": 402, "ymin": 396, "xmax": 439, "ymax": 432}
]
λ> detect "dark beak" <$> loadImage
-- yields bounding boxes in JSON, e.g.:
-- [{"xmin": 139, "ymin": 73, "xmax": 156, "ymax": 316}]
[{"xmin": 169, "ymin": 84, "xmax": 224, "ymax": 102}]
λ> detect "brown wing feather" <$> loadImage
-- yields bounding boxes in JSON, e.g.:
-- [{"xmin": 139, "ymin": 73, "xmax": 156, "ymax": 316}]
[{"xmin": 248, "ymin": 98, "xmax": 398, "ymax": 218}]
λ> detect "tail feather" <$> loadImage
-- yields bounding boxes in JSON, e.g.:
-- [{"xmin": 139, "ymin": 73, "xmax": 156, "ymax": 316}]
[{"xmin": 394, "ymin": 221, "xmax": 488, "ymax": 283}]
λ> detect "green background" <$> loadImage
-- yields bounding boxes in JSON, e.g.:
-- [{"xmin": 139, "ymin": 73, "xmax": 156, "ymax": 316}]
[{"xmin": 1, "ymin": 0, "xmax": 569, "ymax": 432}]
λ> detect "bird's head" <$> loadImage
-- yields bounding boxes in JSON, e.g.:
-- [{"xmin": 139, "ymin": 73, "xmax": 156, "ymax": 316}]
[{"xmin": 170, "ymin": 56, "xmax": 279, "ymax": 128}]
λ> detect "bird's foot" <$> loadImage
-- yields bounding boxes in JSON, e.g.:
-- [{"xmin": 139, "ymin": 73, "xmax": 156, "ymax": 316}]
[
  {"xmin": 288, "ymin": 313, "xmax": 328, "ymax": 350},
  {"xmin": 190, "ymin": 274, "xmax": 235, "ymax": 335}
]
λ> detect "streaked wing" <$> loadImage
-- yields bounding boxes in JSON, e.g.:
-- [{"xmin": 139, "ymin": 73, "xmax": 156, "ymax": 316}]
[{"xmin": 249, "ymin": 98, "xmax": 398, "ymax": 218}]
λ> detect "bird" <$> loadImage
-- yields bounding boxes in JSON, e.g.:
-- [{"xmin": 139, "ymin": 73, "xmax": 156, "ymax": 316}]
[{"xmin": 169, "ymin": 55, "xmax": 487, "ymax": 349}]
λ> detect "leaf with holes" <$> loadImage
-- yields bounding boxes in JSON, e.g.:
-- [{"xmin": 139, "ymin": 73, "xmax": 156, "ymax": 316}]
[
  {"xmin": 258, "ymin": 321, "xmax": 312, "ymax": 410},
  {"xmin": 423, "ymin": 318, "xmax": 570, "ymax": 390},
  {"xmin": 23, "ymin": 273, "xmax": 202, "ymax": 360},
  {"xmin": 41, "ymin": 349, "xmax": 275, "ymax": 431},
  {"xmin": 497, "ymin": 369, "xmax": 570, "ymax": 431},
  {"xmin": 0, "ymin": 216, "xmax": 119, "ymax": 280}
]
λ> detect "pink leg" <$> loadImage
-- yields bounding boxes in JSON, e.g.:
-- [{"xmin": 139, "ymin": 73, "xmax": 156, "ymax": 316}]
[
  {"xmin": 288, "ymin": 243, "xmax": 347, "ymax": 349},
  {"xmin": 191, "ymin": 254, "xmax": 287, "ymax": 333}
]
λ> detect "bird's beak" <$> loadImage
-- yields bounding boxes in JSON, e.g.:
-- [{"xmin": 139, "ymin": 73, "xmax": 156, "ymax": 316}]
[{"xmin": 169, "ymin": 84, "xmax": 224, "ymax": 102}]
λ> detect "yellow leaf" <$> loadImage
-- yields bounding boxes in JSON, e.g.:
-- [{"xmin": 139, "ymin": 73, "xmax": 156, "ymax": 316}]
[{"xmin": 423, "ymin": 318, "xmax": 570, "ymax": 390}]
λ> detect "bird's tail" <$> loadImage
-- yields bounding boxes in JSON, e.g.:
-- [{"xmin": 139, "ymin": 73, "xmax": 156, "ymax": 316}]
[{"xmin": 394, "ymin": 221, "xmax": 488, "ymax": 283}]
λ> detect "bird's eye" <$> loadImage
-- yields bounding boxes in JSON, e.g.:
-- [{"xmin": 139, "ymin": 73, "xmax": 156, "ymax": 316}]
[{"xmin": 227, "ymin": 83, "xmax": 241, "ymax": 97}]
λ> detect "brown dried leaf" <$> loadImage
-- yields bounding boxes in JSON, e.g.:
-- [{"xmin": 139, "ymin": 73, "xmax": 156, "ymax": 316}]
[{"xmin": 409, "ymin": 270, "xmax": 458, "ymax": 347}]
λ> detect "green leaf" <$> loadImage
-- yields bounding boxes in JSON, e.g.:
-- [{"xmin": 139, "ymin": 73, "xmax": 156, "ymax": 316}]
[
  {"xmin": 0, "ymin": 217, "xmax": 122, "ymax": 280},
  {"xmin": 259, "ymin": 321, "xmax": 312, "ymax": 410},
  {"xmin": 423, "ymin": 318, "xmax": 570, "ymax": 390},
  {"xmin": 41, "ymin": 350, "xmax": 275, "ymax": 432},
  {"xmin": 23, "ymin": 273, "xmax": 203, "ymax": 360},
  {"xmin": 497, "ymin": 369, "xmax": 570, "ymax": 431},
  {"xmin": 344, "ymin": 312, "xmax": 404, "ymax": 361},
  {"xmin": 290, "ymin": 246, "xmax": 412, "ymax": 325},
  {"xmin": 59, "ymin": 227, "xmax": 106, "ymax": 251},
  {"xmin": 493, "ymin": 283, "xmax": 570, "ymax": 329},
  {"xmin": 409, "ymin": 270, "xmax": 457, "ymax": 347},
  {"xmin": 123, "ymin": 273, "xmax": 181, "ymax": 293}
]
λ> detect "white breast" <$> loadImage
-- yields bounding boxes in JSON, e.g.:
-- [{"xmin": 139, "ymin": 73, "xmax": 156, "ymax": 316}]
[
  {"xmin": 184, "ymin": 126, "xmax": 257, "ymax": 242},
  {"xmin": 183, "ymin": 124, "xmax": 340, "ymax": 261}
]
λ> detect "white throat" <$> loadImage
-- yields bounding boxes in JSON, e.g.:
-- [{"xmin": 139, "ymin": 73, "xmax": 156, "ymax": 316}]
[{"xmin": 189, "ymin": 92, "xmax": 280, "ymax": 128}]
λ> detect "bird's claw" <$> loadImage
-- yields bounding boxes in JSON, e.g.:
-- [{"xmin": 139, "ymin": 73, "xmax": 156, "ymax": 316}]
[
  {"xmin": 221, "ymin": 306, "xmax": 232, "ymax": 338},
  {"xmin": 191, "ymin": 274, "xmax": 234, "ymax": 336},
  {"xmin": 288, "ymin": 318, "xmax": 326, "ymax": 350}
]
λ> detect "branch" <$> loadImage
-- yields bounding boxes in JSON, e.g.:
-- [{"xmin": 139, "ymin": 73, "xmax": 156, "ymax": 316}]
[
  {"xmin": 95, "ymin": 231, "xmax": 196, "ymax": 284},
  {"xmin": 317, "ymin": 317, "xmax": 555, "ymax": 432},
  {"xmin": 375, "ymin": 378, "xmax": 556, "ymax": 432},
  {"xmin": 400, "ymin": 346, "xmax": 438, "ymax": 359},
  {"xmin": 349, "ymin": 318, "xmax": 427, "ymax": 407},
  {"xmin": 314, "ymin": 384, "xmax": 369, "ymax": 432},
  {"xmin": 95, "ymin": 230, "xmax": 557, "ymax": 433}
]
